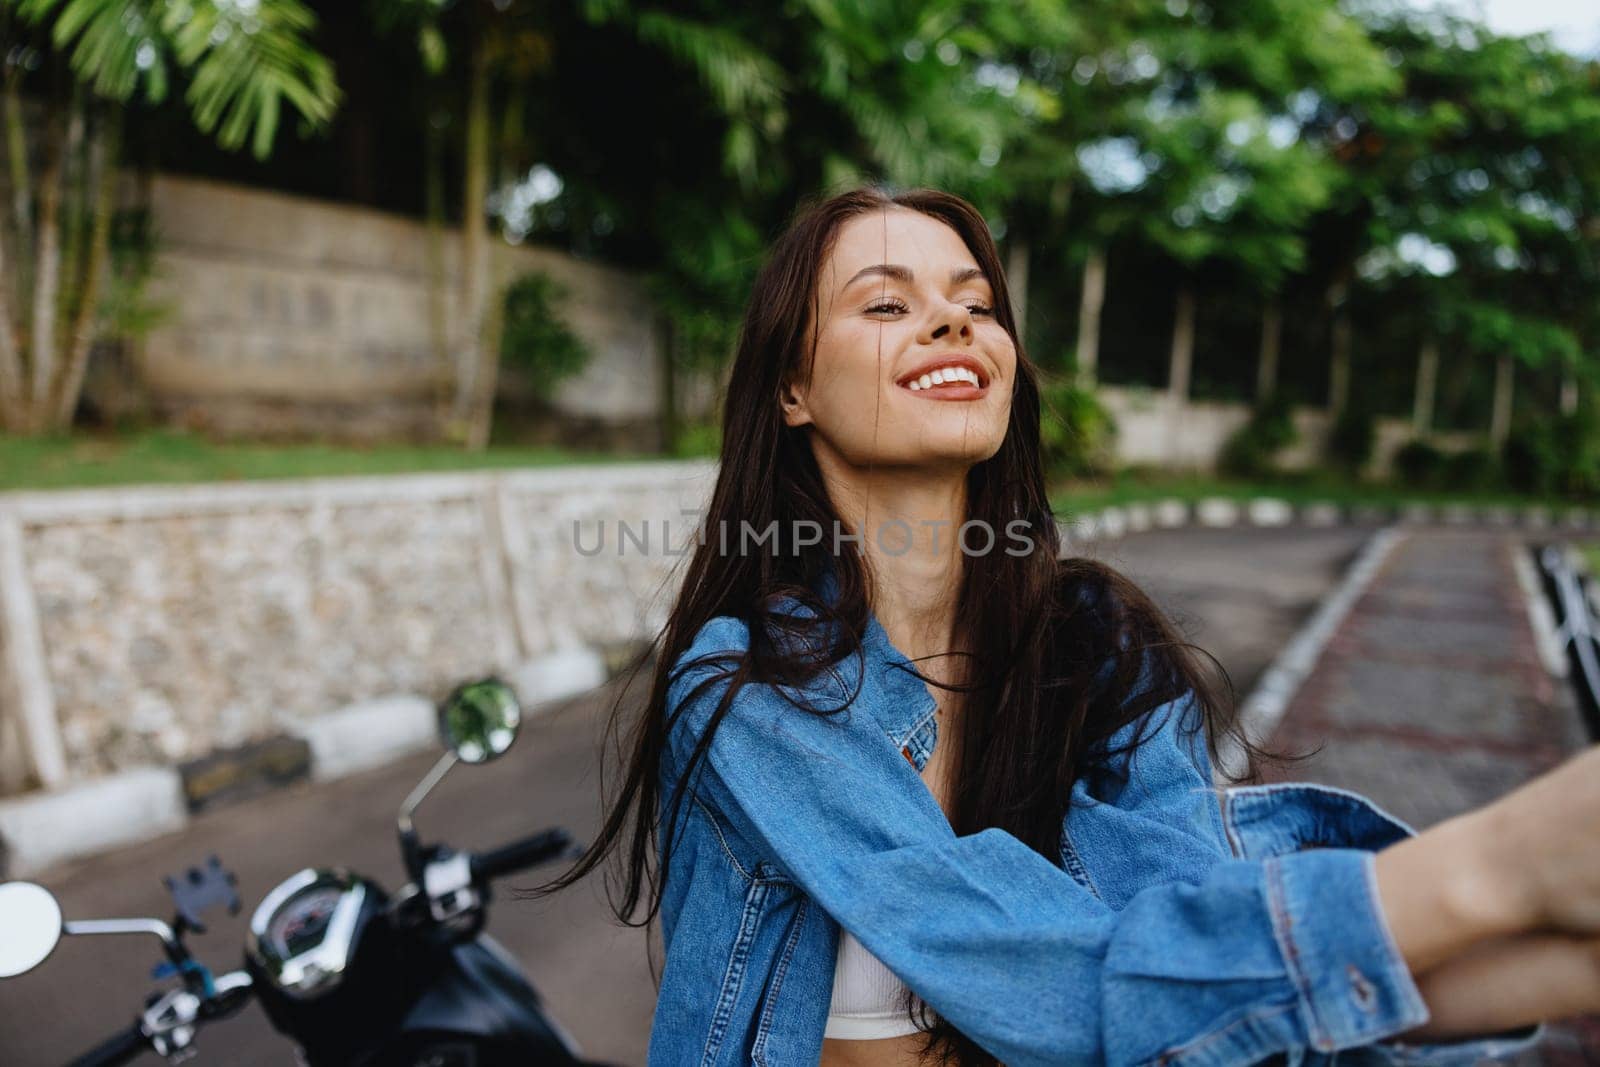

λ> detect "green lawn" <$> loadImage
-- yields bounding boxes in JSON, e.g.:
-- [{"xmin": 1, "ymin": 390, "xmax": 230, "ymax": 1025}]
[
  {"xmin": 0, "ymin": 431, "xmax": 1580, "ymax": 517},
  {"xmin": 0, "ymin": 429, "xmax": 658, "ymax": 492}
]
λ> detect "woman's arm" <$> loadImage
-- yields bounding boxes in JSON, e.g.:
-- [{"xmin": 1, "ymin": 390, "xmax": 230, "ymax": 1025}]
[
  {"xmin": 1375, "ymin": 747, "xmax": 1600, "ymax": 973},
  {"xmin": 665, "ymin": 634, "xmax": 1600, "ymax": 1067},
  {"xmin": 1405, "ymin": 934, "xmax": 1600, "ymax": 1039}
]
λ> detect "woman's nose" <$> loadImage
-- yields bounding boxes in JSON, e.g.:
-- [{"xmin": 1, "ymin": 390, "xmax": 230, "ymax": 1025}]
[{"xmin": 923, "ymin": 302, "xmax": 974, "ymax": 344}]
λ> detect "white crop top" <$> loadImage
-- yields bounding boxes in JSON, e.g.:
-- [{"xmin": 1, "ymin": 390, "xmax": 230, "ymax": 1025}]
[{"xmin": 824, "ymin": 928, "xmax": 932, "ymax": 1040}]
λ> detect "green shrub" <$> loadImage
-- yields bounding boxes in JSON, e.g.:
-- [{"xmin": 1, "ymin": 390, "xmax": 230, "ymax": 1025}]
[
  {"xmin": 1392, "ymin": 439, "xmax": 1444, "ymax": 488},
  {"xmin": 1039, "ymin": 378, "xmax": 1116, "ymax": 478},
  {"xmin": 1440, "ymin": 447, "xmax": 1499, "ymax": 491},
  {"xmin": 1220, "ymin": 393, "xmax": 1297, "ymax": 478},
  {"xmin": 499, "ymin": 271, "xmax": 591, "ymax": 399},
  {"xmin": 1503, "ymin": 412, "xmax": 1600, "ymax": 498},
  {"xmin": 1326, "ymin": 407, "xmax": 1375, "ymax": 475},
  {"xmin": 672, "ymin": 418, "xmax": 723, "ymax": 458}
]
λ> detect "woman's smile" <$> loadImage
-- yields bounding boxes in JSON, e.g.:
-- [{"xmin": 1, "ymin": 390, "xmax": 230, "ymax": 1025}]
[{"xmin": 894, "ymin": 354, "xmax": 992, "ymax": 401}]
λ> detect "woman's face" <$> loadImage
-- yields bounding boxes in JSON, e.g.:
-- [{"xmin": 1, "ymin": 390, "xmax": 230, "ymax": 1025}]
[{"xmin": 781, "ymin": 207, "xmax": 1017, "ymax": 471}]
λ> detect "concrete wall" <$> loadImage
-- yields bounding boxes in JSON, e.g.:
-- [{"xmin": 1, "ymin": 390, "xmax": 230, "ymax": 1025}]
[
  {"xmin": 0, "ymin": 462, "xmax": 717, "ymax": 794},
  {"xmin": 1099, "ymin": 385, "xmax": 1482, "ymax": 476},
  {"xmin": 117, "ymin": 175, "xmax": 662, "ymax": 441}
]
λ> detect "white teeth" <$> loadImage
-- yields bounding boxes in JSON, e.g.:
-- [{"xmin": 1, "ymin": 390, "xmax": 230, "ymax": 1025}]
[{"xmin": 903, "ymin": 365, "xmax": 983, "ymax": 391}]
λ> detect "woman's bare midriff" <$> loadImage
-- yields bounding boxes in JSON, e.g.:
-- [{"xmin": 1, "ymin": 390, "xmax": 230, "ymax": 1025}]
[{"xmin": 821, "ymin": 1034, "xmax": 934, "ymax": 1067}]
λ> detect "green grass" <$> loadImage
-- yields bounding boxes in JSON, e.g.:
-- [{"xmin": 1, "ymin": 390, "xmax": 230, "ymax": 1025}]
[
  {"xmin": 1048, "ymin": 467, "xmax": 1571, "ymax": 516},
  {"xmin": 0, "ymin": 429, "xmax": 660, "ymax": 492},
  {"xmin": 0, "ymin": 431, "xmax": 1583, "ymax": 514}
]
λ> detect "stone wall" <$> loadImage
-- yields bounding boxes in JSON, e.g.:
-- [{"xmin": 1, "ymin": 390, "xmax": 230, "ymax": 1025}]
[
  {"xmin": 0, "ymin": 462, "xmax": 717, "ymax": 794},
  {"xmin": 1099, "ymin": 385, "xmax": 1481, "ymax": 475},
  {"xmin": 109, "ymin": 175, "xmax": 663, "ymax": 441}
]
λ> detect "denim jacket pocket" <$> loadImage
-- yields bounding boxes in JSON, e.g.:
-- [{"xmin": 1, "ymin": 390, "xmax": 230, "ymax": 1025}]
[{"xmin": 702, "ymin": 860, "xmax": 801, "ymax": 1067}]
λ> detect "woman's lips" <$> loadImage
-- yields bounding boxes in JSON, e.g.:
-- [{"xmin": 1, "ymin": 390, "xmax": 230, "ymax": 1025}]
[{"xmin": 896, "ymin": 380, "xmax": 989, "ymax": 401}]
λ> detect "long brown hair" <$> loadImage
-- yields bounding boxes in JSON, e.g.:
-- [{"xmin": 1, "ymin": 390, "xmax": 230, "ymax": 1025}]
[{"xmin": 524, "ymin": 184, "xmax": 1257, "ymax": 1067}]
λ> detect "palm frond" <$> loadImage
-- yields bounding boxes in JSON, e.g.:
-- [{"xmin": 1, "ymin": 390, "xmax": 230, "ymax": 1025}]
[
  {"xmin": 632, "ymin": 12, "xmax": 786, "ymax": 120},
  {"xmin": 160, "ymin": 0, "xmax": 340, "ymax": 160}
]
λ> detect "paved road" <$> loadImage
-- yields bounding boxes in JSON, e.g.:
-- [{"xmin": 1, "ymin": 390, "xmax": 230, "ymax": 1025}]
[
  {"xmin": 1264, "ymin": 527, "xmax": 1598, "ymax": 1061},
  {"xmin": 0, "ymin": 525, "xmax": 1373, "ymax": 1066}
]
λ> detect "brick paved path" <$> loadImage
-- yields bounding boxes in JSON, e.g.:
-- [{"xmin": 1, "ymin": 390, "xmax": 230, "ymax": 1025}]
[{"xmin": 1266, "ymin": 527, "xmax": 1598, "ymax": 1062}]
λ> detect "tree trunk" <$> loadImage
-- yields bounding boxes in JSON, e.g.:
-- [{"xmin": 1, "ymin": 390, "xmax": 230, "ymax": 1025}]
[
  {"xmin": 422, "ymin": 105, "xmax": 453, "ymax": 425},
  {"xmin": 1327, "ymin": 299, "xmax": 1351, "ymax": 419},
  {"xmin": 1167, "ymin": 283, "xmax": 1196, "ymax": 404},
  {"xmin": 450, "ymin": 32, "xmax": 493, "ymax": 442},
  {"xmin": 55, "ymin": 84, "xmax": 86, "ymax": 337},
  {"xmin": 1075, "ymin": 247, "xmax": 1106, "ymax": 386},
  {"xmin": 3, "ymin": 77, "xmax": 34, "ymax": 320},
  {"xmin": 1255, "ymin": 300, "xmax": 1281, "ymax": 403},
  {"xmin": 1489, "ymin": 353, "xmax": 1514, "ymax": 448},
  {"xmin": 0, "ymin": 199, "xmax": 23, "ymax": 428},
  {"xmin": 657, "ymin": 309, "xmax": 678, "ymax": 453},
  {"xmin": 1560, "ymin": 372, "xmax": 1578, "ymax": 416},
  {"xmin": 50, "ymin": 112, "xmax": 118, "ymax": 429},
  {"xmin": 464, "ymin": 245, "xmax": 509, "ymax": 451},
  {"xmin": 1412, "ymin": 335, "xmax": 1438, "ymax": 436},
  {"xmin": 1005, "ymin": 235, "xmax": 1029, "ymax": 348},
  {"xmin": 27, "ymin": 114, "xmax": 65, "ymax": 426}
]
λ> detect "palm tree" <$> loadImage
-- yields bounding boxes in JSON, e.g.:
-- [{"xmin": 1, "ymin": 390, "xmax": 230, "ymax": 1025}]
[{"xmin": 0, "ymin": 0, "xmax": 339, "ymax": 434}]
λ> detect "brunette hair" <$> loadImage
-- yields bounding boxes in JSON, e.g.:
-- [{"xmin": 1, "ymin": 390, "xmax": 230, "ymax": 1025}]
[{"xmin": 524, "ymin": 184, "xmax": 1259, "ymax": 1067}]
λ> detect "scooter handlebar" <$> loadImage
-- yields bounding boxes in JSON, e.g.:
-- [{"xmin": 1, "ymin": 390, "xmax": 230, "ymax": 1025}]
[
  {"xmin": 68, "ymin": 1022, "xmax": 147, "ymax": 1067},
  {"xmin": 470, "ymin": 828, "xmax": 578, "ymax": 882}
]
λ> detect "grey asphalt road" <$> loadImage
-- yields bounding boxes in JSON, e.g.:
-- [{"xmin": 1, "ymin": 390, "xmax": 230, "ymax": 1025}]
[{"xmin": 0, "ymin": 523, "xmax": 1373, "ymax": 1066}]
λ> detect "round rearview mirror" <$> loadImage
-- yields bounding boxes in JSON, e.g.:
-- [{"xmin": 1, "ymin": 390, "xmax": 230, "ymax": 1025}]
[
  {"xmin": 439, "ymin": 678, "xmax": 521, "ymax": 764},
  {"xmin": 0, "ymin": 881, "xmax": 63, "ymax": 978}
]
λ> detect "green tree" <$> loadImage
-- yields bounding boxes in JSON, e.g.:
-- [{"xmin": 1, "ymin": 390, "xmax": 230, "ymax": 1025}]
[
  {"xmin": 1320, "ymin": 10, "xmax": 1600, "ymax": 447},
  {"xmin": 0, "ymin": 0, "xmax": 339, "ymax": 434}
]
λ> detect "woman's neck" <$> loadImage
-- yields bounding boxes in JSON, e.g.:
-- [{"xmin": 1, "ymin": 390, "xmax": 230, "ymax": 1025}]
[{"xmin": 815, "ymin": 453, "xmax": 968, "ymax": 662}]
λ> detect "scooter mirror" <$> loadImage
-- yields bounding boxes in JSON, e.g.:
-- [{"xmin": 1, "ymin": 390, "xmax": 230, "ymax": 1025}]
[
  {"xmin": 438, "ymin": 677, "xmax": 521, "ymax": 764},
  {"xmin": 0, "ymin": 881, "xmax": 63, "ymax": 977}
]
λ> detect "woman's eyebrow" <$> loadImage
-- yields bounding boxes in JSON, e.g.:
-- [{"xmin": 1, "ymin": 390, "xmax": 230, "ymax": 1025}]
[{"xmin": 841, "ymin": 264, "xmax": 989, "ymax": 292}]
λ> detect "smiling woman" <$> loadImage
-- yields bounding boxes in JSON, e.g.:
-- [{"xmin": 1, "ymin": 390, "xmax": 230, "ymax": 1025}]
[
  {"xmin": 521, "ymin": 184, "xmax": 1600, "ymax": 1067},
  {"xmin": 777, "ymin": 208, "xmax": 1015, "ymax": 477}
]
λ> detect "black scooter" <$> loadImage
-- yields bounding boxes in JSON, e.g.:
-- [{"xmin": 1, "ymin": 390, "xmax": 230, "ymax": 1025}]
[{"xmin": 0, "ymin": 678, "xmax": 614, "ymax": 1066}]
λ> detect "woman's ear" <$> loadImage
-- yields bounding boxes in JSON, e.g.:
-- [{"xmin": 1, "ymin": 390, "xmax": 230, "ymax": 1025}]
[{"xmin": 779, "ymin": 378, "xmax": 814, "ymax": 429}]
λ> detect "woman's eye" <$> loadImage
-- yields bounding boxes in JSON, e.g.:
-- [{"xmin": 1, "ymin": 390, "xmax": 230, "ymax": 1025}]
[
  {"xmin": 967, "ymin": 304, "xmax": 995, "ymax": 316},
  {"xmin": 865, "ymin": 301, "xmax": 907, "ymax": 314}
]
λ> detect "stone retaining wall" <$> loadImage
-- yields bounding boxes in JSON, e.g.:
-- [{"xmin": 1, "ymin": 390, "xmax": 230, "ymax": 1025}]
[
  {"xmin": 2, "ymin": 460, "xmax": 1591, "ymax": 799},
  {"xmin": 99, "ymin": 174, "xmax": 665, "ymax": 443},
  {"xmin": 0, "ymin": 461, "xmax": 717, "ymax": 794}
]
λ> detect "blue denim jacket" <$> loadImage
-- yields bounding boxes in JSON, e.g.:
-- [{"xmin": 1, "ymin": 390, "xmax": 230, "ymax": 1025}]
[{"xmin": 650, "ymin": 577, "xmax": 1541, "ymax": 1066}]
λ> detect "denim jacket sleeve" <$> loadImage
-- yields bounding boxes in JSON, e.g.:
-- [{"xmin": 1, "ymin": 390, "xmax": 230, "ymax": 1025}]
[
  {"xmin": 1083, "ymin": 700, "xmax": 1541, "ymax": 1067},
  {"xmin": 666, "ymin": 630, "xmax": 1442, "ymax": 1067}
]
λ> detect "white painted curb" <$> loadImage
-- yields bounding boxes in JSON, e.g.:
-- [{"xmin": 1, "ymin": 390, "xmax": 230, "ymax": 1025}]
[
  {"xmin": 1510, "ymin": 548, "xmax": 1569, "ymax": 680},
  {"xmin": 0, "ymin": 645, "xmax": 621, "ymax": 877},
  {"xmin": 507, "ymin": 647, "xmax": 609, "ymax": 710},
  {"xmin": 0, "ymin": 767, "xmax": 187, "ymax": 878},
  {"xmin": 297, "ymin": 695, "xmax": 438, "ymax": 782},
  {"xmin": 1195, "ymin": 498, "xmax": 1241, "ymax": 528}
]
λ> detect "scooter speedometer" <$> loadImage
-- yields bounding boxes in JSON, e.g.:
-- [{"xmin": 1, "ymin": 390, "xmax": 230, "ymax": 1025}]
[{"xmin": 246, "ymin": 869, "xmax": 369, "ymax": 1000}]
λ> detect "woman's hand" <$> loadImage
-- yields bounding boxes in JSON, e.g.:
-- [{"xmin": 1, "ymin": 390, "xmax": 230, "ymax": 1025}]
[
  {"xmin": 1406, "ymin": 933, "xmax": 1600, "ymax": 1039},
  {"xmin": 1375, "ymin": 746, "xmax": 1600, "ymax": 974}
]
